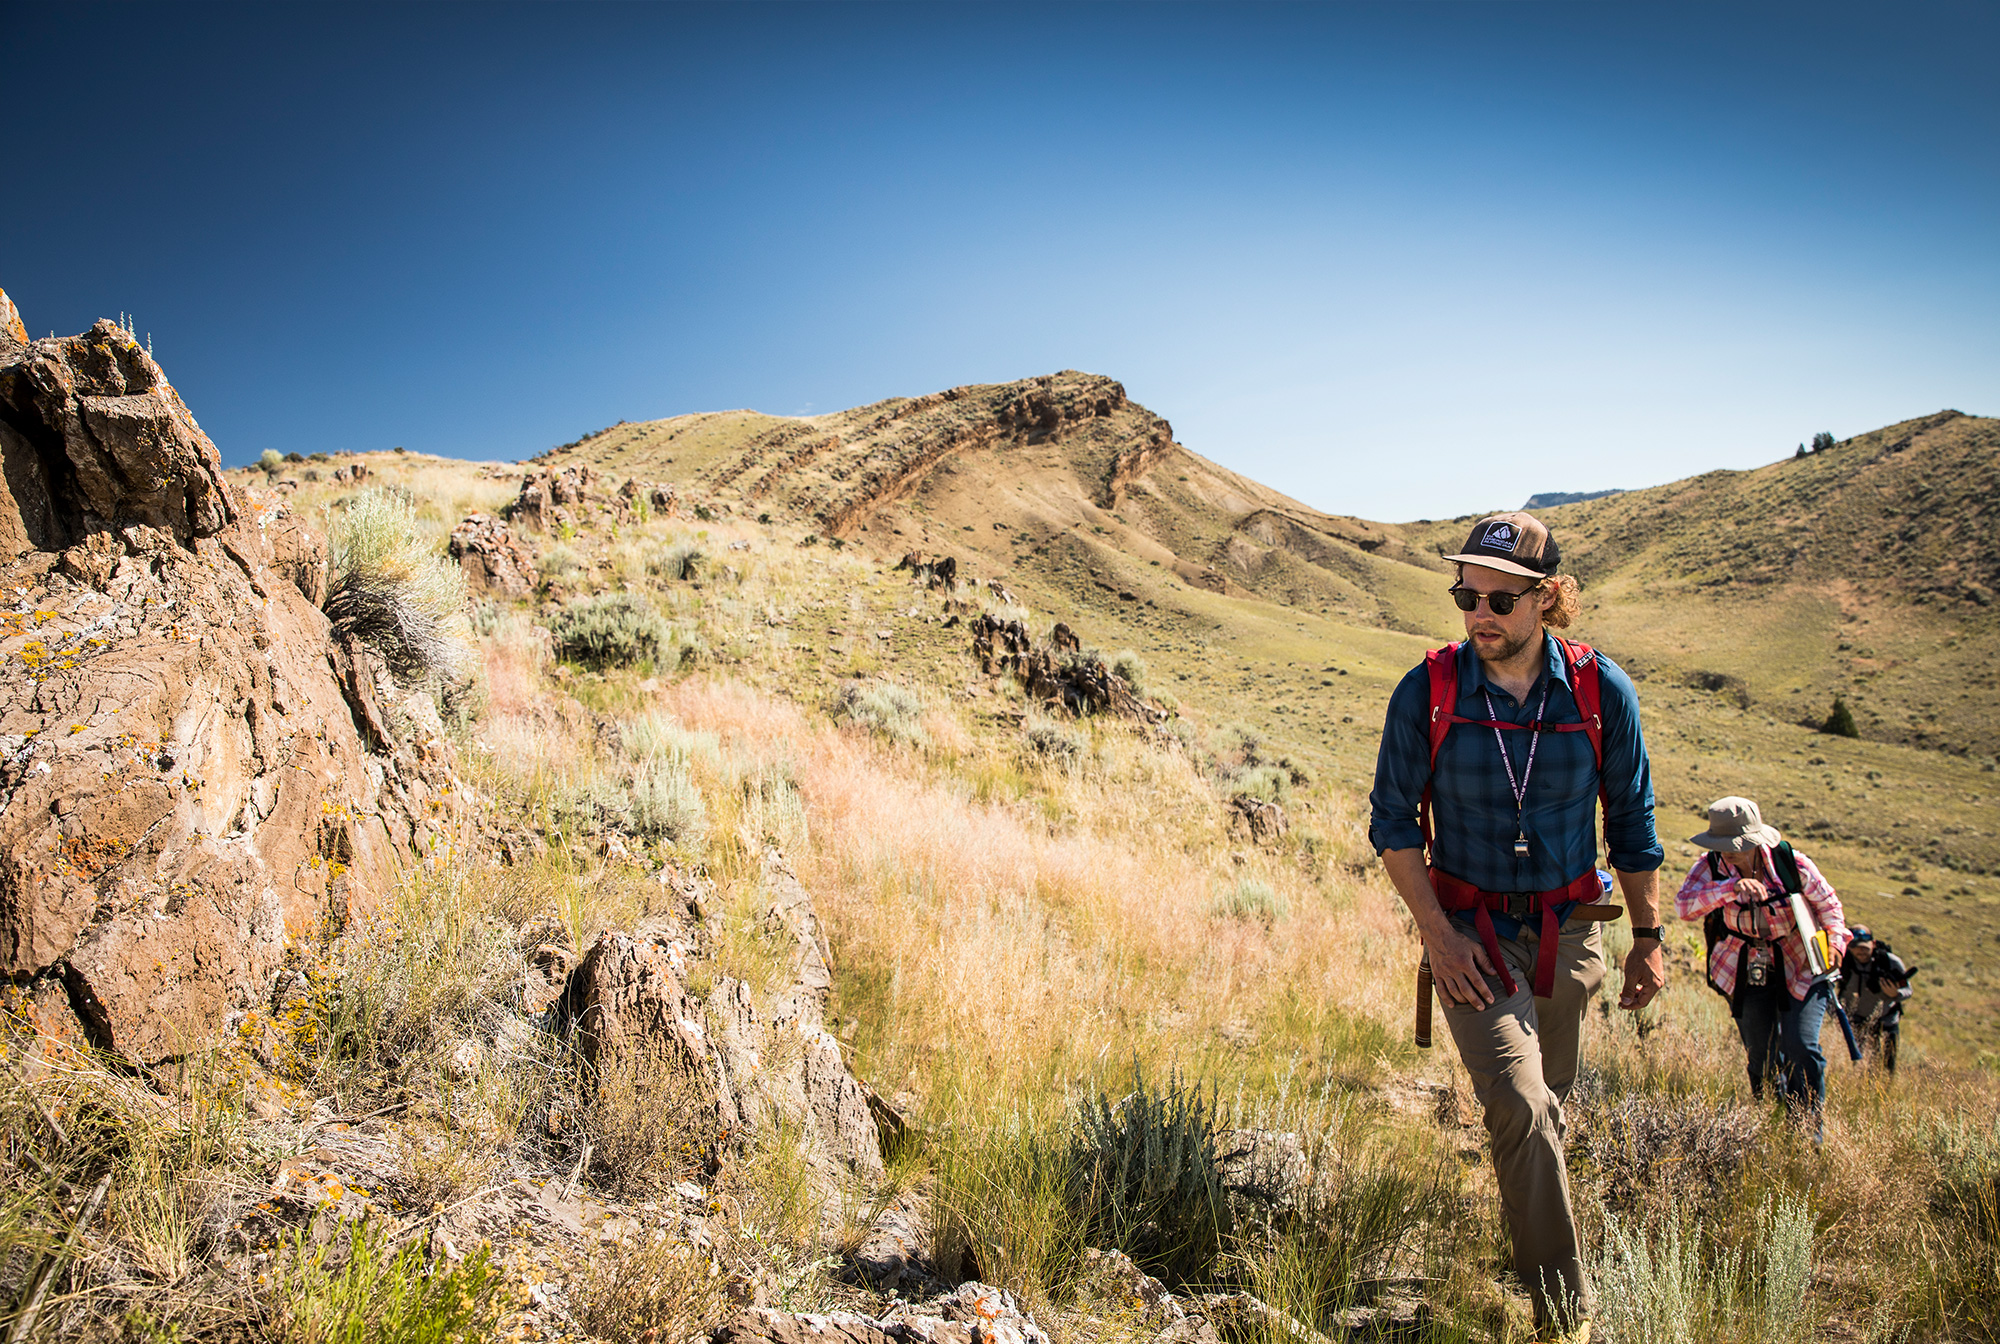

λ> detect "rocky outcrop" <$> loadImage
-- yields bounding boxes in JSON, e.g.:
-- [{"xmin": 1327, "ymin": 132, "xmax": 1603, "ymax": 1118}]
[
  {"xmin": 560, "ymin": 849, "xmax": 882, "ymax": 1180},
  {"xmin": 1227, "ymin": 797, "xmax": 1290, "ymax": 845},
  {"xmin": 0, "ymin": 304, "xmax": 467, "ymax": 1063},
  {"xmin": 0, "ymin": 288, "xmax": 26, "ymax": 347},
  {"xmin": 509, "ymin": 463, "xmax": 596, "ymax": 533},
  {"xmin": 614, "ymin": 477, "xmax": 677, "ymax": 522},
  {"xmin": 0, "ymin": 319, "xmax": 235, "ymax": 555},
  {"xmin": 970, "ymin": 615, "xmax": 1157, "ymax": 721},
  {"xmin": 448, "ymin": 513, "xmax": 536, "ymax": 597},
  {"xmin": 894, "ymin": 551, "xmax": 957, "ymax": 590},
  {"xmin": 717, "ymin": 1284, "xmax": 1052, "ymax": 1344}
]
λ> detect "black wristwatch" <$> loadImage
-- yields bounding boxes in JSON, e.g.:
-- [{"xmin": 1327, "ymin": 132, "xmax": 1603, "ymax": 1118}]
[{"xmin": 1631, "ymin": 926, "xmax": 1665, "ymax": 943}]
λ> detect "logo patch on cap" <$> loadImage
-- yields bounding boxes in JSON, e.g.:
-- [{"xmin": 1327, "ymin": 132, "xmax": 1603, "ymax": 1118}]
[{"xmin": 1480, "ymin": 521, "xmax": 1518, "ymax": 551}]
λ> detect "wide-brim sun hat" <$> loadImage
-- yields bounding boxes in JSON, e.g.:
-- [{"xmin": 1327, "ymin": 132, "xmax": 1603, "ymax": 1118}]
[{"xmin": 1689, "ymin": 795, "xmax": 1782, "ymax": 852}]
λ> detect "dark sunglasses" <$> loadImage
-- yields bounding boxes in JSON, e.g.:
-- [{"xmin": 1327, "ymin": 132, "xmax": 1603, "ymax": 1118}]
[{"xmin": 1449, "ymin": 584, "xmax": 1537, "ymax": 616}]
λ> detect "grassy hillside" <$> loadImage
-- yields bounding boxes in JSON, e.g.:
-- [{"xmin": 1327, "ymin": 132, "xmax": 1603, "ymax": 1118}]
[
  {"xmin": 557, "ymin": 386, "xmax": 2000, "ymax": 1066},
  {"xmin": 11, "ymin": 434, "xmax": 1995, "ymax": 1344}
]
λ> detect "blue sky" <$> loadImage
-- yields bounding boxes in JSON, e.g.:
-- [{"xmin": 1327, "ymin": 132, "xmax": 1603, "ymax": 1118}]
[{"xmin": 3, "ymin": 2, "xmax": 1994, "ymax": 521}]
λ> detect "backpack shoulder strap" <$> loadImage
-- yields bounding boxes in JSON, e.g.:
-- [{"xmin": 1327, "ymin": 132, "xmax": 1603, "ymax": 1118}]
[
  {"xmin": 1558, "ymin": 638, "xmax": 1604, "ymax": 769},
  {"xmin": 1418, "ymin": 643, "xmax": 1464, "ymax": 858},
  {"xmin": 1424, "ymin": 643, "xmax": 1462, "ymax": 769},
  {"xmin": 1771, "ymin": 841, "xmax": 1802, "ymax": 895}
]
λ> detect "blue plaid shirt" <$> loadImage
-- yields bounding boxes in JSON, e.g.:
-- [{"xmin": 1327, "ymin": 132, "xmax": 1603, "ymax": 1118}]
[{"xmin": 1369, "ymin": 635, "xmax": 1662, "ymax": 914}]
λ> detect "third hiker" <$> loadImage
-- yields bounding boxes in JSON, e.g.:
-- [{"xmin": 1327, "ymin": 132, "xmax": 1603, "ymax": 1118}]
[{"xmin": 1370, "ymin": 511, "xmax": 1665, "ymax": 1341}]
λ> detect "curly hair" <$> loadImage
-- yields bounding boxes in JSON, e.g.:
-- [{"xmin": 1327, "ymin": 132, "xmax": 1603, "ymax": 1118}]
[{"xmin": 1535, "ymin": 573, "xmax": 1582, "ymax": 629}]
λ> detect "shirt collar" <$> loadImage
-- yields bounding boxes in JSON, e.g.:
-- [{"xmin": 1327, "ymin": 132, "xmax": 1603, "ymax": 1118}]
[{"xmin": 1460, "ymin": 631, "xmax": 1570, "ymax": 697}]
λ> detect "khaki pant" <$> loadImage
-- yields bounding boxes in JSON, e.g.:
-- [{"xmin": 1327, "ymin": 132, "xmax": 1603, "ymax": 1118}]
[{"xmin": 1440, "ymin": 917, "xmax": 1605, "ymax": 1330}]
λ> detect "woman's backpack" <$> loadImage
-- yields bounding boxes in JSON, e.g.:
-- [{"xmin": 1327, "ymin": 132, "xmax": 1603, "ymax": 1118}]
[{"xmin": 1702, "ymin": 842, "xmax": 1803, "ymax": 1000}]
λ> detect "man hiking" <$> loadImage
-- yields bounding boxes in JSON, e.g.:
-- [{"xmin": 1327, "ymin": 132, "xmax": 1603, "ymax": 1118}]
[
  {"xmin": 1369, "ymin": 512, "xmax": 1665, "ymax": 1342},
  {"xmin": 1838, "ymin": 926, "xmax": 1913, "ymax": 1072}
]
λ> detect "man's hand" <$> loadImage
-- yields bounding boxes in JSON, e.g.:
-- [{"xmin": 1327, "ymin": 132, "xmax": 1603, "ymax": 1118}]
[
  {"xmin": 1619, "ymin": 940, "xmax": 1667, "ymax": 1010},
  {"xmin": 1613, "ymin": 867, "xmax": 1666, "ymax": 1011},
  {"xmin": 1426, "ymin": 923, "xmax": 1499, "ymax": 1008}
]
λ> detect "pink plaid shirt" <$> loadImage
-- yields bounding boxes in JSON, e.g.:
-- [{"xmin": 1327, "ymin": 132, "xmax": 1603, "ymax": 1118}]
[{"xmin": 1674, "ymin": 846, "xmax": 1850, "ymax": 1001}]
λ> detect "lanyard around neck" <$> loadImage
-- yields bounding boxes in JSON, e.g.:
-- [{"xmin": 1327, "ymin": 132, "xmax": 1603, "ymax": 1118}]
[{"xmin": 1483, "ymin": 681, "xmax": 1550, "ymax": 856}]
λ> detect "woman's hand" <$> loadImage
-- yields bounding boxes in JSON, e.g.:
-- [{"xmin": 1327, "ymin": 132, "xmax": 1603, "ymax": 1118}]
[{"xmin": 1732, "ymin": 876, "xmax": 1769, "ymax": 903}]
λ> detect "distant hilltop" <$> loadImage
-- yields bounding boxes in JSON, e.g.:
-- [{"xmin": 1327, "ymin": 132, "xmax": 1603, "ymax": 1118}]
[{"xmin": 1523, "ymin": 487, "xmax": 1626, "ymax": 509}]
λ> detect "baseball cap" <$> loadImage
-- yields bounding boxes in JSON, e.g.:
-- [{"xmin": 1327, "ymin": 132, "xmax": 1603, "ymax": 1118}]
[{"xmin": 1442, "ymin": 512, "xmax": 1562, "ymax": 580}]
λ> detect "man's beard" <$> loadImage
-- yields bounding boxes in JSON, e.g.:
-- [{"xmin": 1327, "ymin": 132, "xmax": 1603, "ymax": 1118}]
[{"xmin": 1473, "ymin": 624, "xmax": 1540, "ymax": 665}]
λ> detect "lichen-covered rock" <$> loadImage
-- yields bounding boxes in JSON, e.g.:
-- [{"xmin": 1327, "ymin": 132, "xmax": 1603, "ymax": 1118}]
[
  {"xmin": 0, "ymin": 307, "xmax": 469, "ymax": 1063},
  {"xmin": 0, "ymin": 287, "xmax": 26, "ymax": 348}
]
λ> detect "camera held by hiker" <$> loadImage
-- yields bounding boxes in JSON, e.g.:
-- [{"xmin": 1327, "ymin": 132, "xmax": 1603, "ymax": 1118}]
[
  {"xmin": 1371, "ymin": 512, "xmax": 1665, "ymax": 1344},
  {"xmin": 1677, "ymin": 796, "xmax": 1855, "ymax": 1125},
  {"xmin": 1838, "ymin": 926, "xmax": 1914, "ymax": 1072}
]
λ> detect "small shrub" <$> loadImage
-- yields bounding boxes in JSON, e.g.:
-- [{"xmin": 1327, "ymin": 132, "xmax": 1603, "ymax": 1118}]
[
  {"xmin": 567, "ymin": 1230, "xmax": 728, "ymax": 1344},
  {"xmin": 305, "ymin": 865, "xmax": 514, "ymax": 1092},
  {"xmin": 1589, "ymin": 1215, "xmax": 1714, "ymax": 1344},
  {"xmin": 1023, "ymin": 720, "xmax": 1088, "ymax": 771},
  {"xmin": 836, "ymin": 681, "xmax": 925, "ymax": 744},
  {"xmin": 1753, "ymin": 1192, "xmax": 1815, "ymax": 1343},
  {"xmin": 580, "ymin": 1048, "xmax": 717, "ymax": 1197},
  {"xmin": 1231, "ymin": 763, "xmax": 1292, "ymax": 804},
  {"xmin": 629, "ymin": 753, "xmax": 709, "ymax": 849},
  {"xmin": 1212, "ymin": 876, "xmax": 1287, "ymax": 924},
  {"xmin": 1109, "ymin": 649, "xmax": 1148, "ymax": 698},
  {"xmin": 538, "ymin": 542, "xmax": 583, "ymax": 581},
  {"xmin": 270, "ymin": 1217, "xmax": 504, "ymax": 1344},
  {"xmin": 551, "ymin": 593, "xmax": 669, "ymax": 667},
  {"xmin": 308, "ymin": 451, "xmax": 330, "ymax": 463},
  {"xmin": 324, "ymin": 488, "xmax": 470, "ymax": 686},
  {"xmin": 1821, "ymin": 697, "xmax": 1859, "ymax": 738},
  {"xmin": 649, "ymin": 540, "xmax": 705, "ymax": 582},
  {"xmin": 258, "ymin": 448, "xmax": 283, "ymax": 476},
  {"xmin": 1066, "ymin": 1070, "xmax": 1231, "ymax": 1287}
]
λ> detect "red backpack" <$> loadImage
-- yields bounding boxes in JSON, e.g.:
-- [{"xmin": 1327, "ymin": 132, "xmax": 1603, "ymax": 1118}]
[{"xmin": 1420, "ymin": 638, "xmax": 1607, "ymax": 998}]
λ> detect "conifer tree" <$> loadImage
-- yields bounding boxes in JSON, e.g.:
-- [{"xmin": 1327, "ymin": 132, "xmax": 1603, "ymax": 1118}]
[{"xmin": 1821, "ymin": 696, "xmax": 1859, "ymax": 737}]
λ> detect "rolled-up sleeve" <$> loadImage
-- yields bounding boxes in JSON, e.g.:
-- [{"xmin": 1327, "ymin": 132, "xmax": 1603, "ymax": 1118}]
[
  {"xmin": 1368, "ymin": 666, "xmax": 1433, "ymax": 855},
  {"xmin": 1675, "ymin": 856, "xmax": 1731, "ymax": 919},
  {"xmin": 1596, "ymin": 656, "xmax": 1664, "ymax": 873}
]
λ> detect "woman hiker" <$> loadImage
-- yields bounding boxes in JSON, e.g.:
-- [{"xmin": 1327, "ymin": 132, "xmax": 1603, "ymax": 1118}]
[{"xmin": 1675, "ymin": 796, "xmax": 1851, "ymax": 1127}]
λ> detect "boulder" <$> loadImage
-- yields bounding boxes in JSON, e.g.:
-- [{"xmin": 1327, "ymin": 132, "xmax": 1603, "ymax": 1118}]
[
  {"xmin": 0, "ymin": 319, "xmax": 235, "ymax": 555},
  {"xmin": 558, "ymin": 851, "xmax": 882, "ymax": 1179},
  {"xmin": 1227, "ymin": 797, "xmax": 1289, "ymax": 845},
  {"xmin": 0, "ymin": 315, "xmax": 468, "ymax": 1064},
  {"xmin": 448, "ymin": 512, "xmax": 536, "ymax": 598}
]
